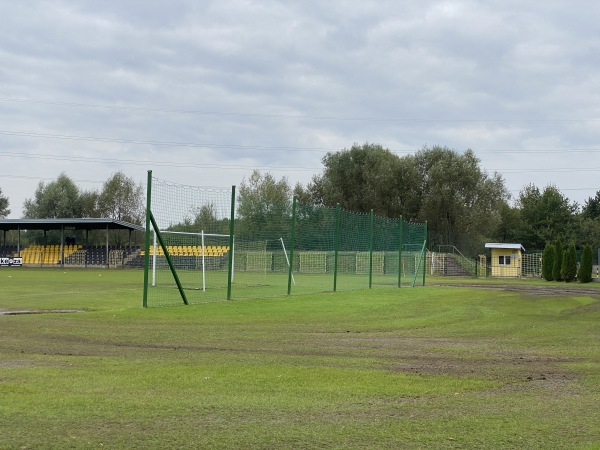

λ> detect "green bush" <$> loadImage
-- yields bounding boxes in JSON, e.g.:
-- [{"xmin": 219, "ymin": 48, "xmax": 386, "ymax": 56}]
[
  {"xmin": 578, "ymin": 244, "xmax": 593, "ymax": 283},
  {"xmin": 561, "ymin": 241, "xmax": 577, "ymax": 282},
  {"xmin": 542, "ymin": 242, "xmax": 555, "ymax": 281},
  {"xmin": 552, "ymin": 238, "xmax": 563, "ymax": 281}
]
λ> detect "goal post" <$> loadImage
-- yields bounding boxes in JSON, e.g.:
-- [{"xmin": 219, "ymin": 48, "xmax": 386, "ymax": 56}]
[
  {"xmin": 151, "ymin": 230, "xmax": 233, "ymax": 292},
  {"xmin": 143, "ymin": 170, "xmax": 236, "ymax": 307}
]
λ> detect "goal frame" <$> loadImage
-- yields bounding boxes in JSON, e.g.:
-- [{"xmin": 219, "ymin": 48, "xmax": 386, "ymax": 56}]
[
  {"xmin": 143, "ymin": 170, "xmax": 236, "ymax": 307},
  {"xmin": 151, "ymin": 230, "xmax": 234, "ymax": 292}
]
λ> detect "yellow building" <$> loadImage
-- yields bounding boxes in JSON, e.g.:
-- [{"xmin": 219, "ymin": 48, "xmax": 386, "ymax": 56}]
[{"xmin": 485, "ymin": 243, "xmax": 525, "ymax": 278}]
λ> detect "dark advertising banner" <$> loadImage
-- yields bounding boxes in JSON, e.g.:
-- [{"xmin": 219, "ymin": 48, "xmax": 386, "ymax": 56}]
[{"xmin": 0, "ymin": 257, "xmax": 23, "ymax": 267}]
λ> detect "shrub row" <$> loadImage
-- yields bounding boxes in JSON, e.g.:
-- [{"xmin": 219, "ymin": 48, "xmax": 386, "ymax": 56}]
[{"xmin": 542, "ymin": 240, "xmax": 593, "ymax": 283}]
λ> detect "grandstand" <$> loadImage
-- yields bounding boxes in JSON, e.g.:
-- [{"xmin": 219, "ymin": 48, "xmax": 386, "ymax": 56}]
[{"xmin": 0, "ymin": 218, "xmax": 145, "ymax": 268}]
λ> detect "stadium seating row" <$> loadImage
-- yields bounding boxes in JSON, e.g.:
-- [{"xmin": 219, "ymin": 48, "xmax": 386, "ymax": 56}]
[
  {"xmin": 2, "ymin": 244, "xmax": 141, "ymax": 267},
  {"xmin": 1, "ymin": 244, "xmax": 230, "ymax": 267},
  {"xmin": 19, "ymin": 244, "xmax": 83, "ymax": 265},
  {"xmin": 140, "ymin": 245, "xmax": 230, "ymax": 257}
]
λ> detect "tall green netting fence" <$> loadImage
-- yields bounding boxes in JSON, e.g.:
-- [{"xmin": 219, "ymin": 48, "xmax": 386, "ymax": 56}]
[
  {"xmin": 143, "ymin": 173, "xmax": 427, "ymax": 307},
  {"xmin": 142, "ymin": 173, "xmax": 235, "ymax": 307}
]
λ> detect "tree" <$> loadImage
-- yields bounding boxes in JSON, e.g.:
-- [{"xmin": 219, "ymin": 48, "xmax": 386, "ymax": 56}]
[
  {"xmin": 166, "ymin": 204, "xmax": 229, "ymax": 235},
  {"xmin": 292, "ymin": 182, "xmax": 313, "ymax": 205},
  {"xmin": 21, "ymin": 173, "xmax": 94, "ymax": 244},
  {"xmin": 492, "ymin": 202, "xmax": 525, "ymax": 243},
  {"xmin": 0, "ymin": 188, "xmax": 10, "ymax": 218},
  {"xmin": 23, "ymin": 173, "xmax": 85, "ymax": 218},
  {"xmin": 517, "ymin": 185, "xmax": 577, "ymax": 251},
  {"xmin": 561, "ymin": 241, "xmax": 577, "ymax": 282},
  {"xmin": 97, "ymin": 172, "xmax": 144, "ymax": 224},
  {"xmin": 236, "ymin": 170, "xmax": 292, "ymax": 242},
  {"xmin": 582, "ymin": 191, "xmax": 600, "ymax": 219},
  {"xmin": 308, "ymin": 142, "xmax": 420, "ymax": 219},
  {"xmin": 542, "ymin": 242, "xmax": 555, "ymax": 281},
  {"xmin": 79, "ymin": 190, "xmax": 99, "ymax": 218},
  {"xmin": 414, "ymin": 146, "xmax": 509, "ymax": 255},
  {"xmin": 191, "ymin": 204, "xmax": 221, "ymax": 233},
  {"xmin": 307, "ymin": 143, "xmax": 509, "ymax": 256},
  {"xmin": 578, "ymin": 244, "xmax": 593, "ymax": 283},
  {"xmin": 575, "ymin": 217, "xmax": 600, "ymax": 257},
  {"xmin": 552, "ymin": 238, "xmax": 563, "ymax": 282}
]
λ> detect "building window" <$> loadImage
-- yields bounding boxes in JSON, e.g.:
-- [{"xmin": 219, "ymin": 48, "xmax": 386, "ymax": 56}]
[{"xmin": 499, "ymin": 255, "xmax": 511, "ymax": 265}]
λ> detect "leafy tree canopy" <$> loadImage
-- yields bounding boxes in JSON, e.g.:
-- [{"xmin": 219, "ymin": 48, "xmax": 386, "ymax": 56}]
[
  {"xmin": 0, "ymin": 187, "xmax": 10, "ymax": 218},
  {"xmin": 516, "ymin": 184, "xmax": 577, "ymax": 251},
  {"xmin": 414, "ymin": 146, "xmax": 509, "ymax": 252},
  {"xmin": 97, "ymin": 172, "xmax": 144, "ymax": 224},
  {"xmin": 306, "ymin": 143, "xmax": 509, "ymax": 255},
  {"xmin": 23, "ymin": 173, "xmax": 86, "ymax": 218},
  {"xmin": 307, "ymin": 142, "xmax": 419, "ymax": 219},
  {"xmin": 582, "ymin": 190, "xmax": 600, "ymax": 219},
  {"xmin": 236, "ymin": 170, "xmax": 292, "ymax": 241},
  {"xmin": 166, "ymin": 203, "xmax": 229, "ymax": 235},
  {"xmin": 22, "ymin": 172, "xmax": 143, "ymax": 224}
]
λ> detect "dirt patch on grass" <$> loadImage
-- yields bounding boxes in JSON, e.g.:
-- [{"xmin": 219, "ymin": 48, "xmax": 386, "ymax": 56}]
[
  {"xmin": 0, "ymin": 309, "xmax": 86, "ymax": 316},
  {"xmin": 388, "ymin": 346, "xmax": 578, "ymax": 380},
  {"xmin": 432, "ymin": 282, "xmax": 600, "ymax": 297}
]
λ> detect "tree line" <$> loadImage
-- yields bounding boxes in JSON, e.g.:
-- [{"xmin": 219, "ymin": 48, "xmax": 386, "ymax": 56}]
[
  {"xmin": 0, "ymin": 171, "xmax": 144, "ymax": 246},
  {"xmin": 2, "ymin": 143, "xmax": 600, "ymax": 259},
  {"xmin": 299, "ymin": 143, "xmax": 598, "ymax": 258}
]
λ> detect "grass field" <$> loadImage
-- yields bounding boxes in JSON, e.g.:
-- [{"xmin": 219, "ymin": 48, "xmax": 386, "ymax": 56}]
[
  {"xmin": 1, "ymin": 268, "xmax": 600, "ymax": 449},
  {"xmin": 148, "ymin": 269, "xmax": 422, "ymax": 306}
]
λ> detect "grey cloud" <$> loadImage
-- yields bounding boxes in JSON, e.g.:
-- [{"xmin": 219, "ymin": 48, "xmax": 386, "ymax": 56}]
[{"xmin": 1, "ymin": 0, "xmax": 600, "ymax": 217}]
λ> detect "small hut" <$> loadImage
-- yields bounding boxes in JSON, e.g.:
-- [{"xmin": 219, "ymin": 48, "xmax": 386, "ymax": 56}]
[{"xmin": 485, "ymin": 243, "xmax": 525, "ymax": 278}]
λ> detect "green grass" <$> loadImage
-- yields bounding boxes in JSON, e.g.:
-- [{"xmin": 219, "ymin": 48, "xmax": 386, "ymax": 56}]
[
  {"xmin": 1, "ymin": 268, "xmax": 600, "ymax": 449},
  {"xmin": 147, "ymin": 268, "xmax": 421, "ymax": 306}
]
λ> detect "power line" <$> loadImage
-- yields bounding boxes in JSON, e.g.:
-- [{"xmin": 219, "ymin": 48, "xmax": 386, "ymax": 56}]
[
  {"xmin": 2, "ymin": 149, "xmax": 600, "ymax": 175},
  {"xmin": 3, "ymin": 97, "xmax": 600, "ymax": 123},
  {"xmin": 0, "ymin": 130, "xmax": 334, "ymax": 152},
  {"xmin": 0, "ymin": 151, "xmax": 319, "ymax": 172},
  {"xmin": 2, "ymin": 129, "xmax": 600, "ymax": 156}
]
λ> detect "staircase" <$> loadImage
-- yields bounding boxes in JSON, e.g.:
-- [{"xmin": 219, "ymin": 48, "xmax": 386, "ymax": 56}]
[
  {"xmin": 429, "ymin": 247, "xmax": 477, "ymax": 277},
  {"xmin": 441, "ymin": 254, "xmax": 474, "ymax": 276}
]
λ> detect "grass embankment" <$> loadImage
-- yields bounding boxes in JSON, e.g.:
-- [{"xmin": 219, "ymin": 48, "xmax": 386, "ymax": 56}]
[{"xmin": 1, "ymin": 269, "xmax": 599, "ymax": 449}]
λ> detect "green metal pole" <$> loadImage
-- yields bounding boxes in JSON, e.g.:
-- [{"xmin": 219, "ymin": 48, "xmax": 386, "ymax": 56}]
[
  {"xmin": 149, "ymin": 211, "xmax": 189, "ymax": 305},
  {"xmin": 333, "ymin": 203, "xmax": 340, "ymax": 292},
  {"xmin": 287, "ymin": 196, "xmax": 297, "ymax": 295},
  {"xmin": 397, "ymin": 216, "xmax": 403, "ymax": 288},
  {"xmin": 369, "ymin": 209, "xmax": 374, "ymax": 289},
  {"xmin": 422, "ymin": 221, "xmax": 428, "ymax": 286},
  {"xmin": 227, "ymin": 186, "xmax": 236, "ymax": 300},
  {"xmin": 142, "ymin": 170, "xmax": 152, "ymax": 308}
]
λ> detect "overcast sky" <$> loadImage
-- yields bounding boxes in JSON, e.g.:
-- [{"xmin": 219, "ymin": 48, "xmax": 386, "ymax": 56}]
[{"xmin": 2, "ymin": 1, "xmax": 600, "ymax": 219}]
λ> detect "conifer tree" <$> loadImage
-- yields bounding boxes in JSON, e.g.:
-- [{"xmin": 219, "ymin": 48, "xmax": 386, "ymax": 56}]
[
  {"xmin": 561, "ymin": 241, "xmax": 577, "ymax": 282},
  {"xmin": 578, "ymin": 244, "xmax": 593, "ymax": 283},
  {"xmin": 542, "ymin": 242, "xmax": 555, "ymax": 281},
  {"xmin": 552, "ymin": 238, "xmax": 563, "ymax": 281}
]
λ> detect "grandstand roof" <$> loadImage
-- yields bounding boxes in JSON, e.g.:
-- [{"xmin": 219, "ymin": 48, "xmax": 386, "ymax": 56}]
[{"xmin": 0, "ymin": 218, "xmax": 145, "ymax": 232}]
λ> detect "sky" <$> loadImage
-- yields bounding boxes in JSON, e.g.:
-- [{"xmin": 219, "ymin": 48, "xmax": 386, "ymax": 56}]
[{"xmin": 2, "ymin": 0, "xmax": 600, "ymax": 219}]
